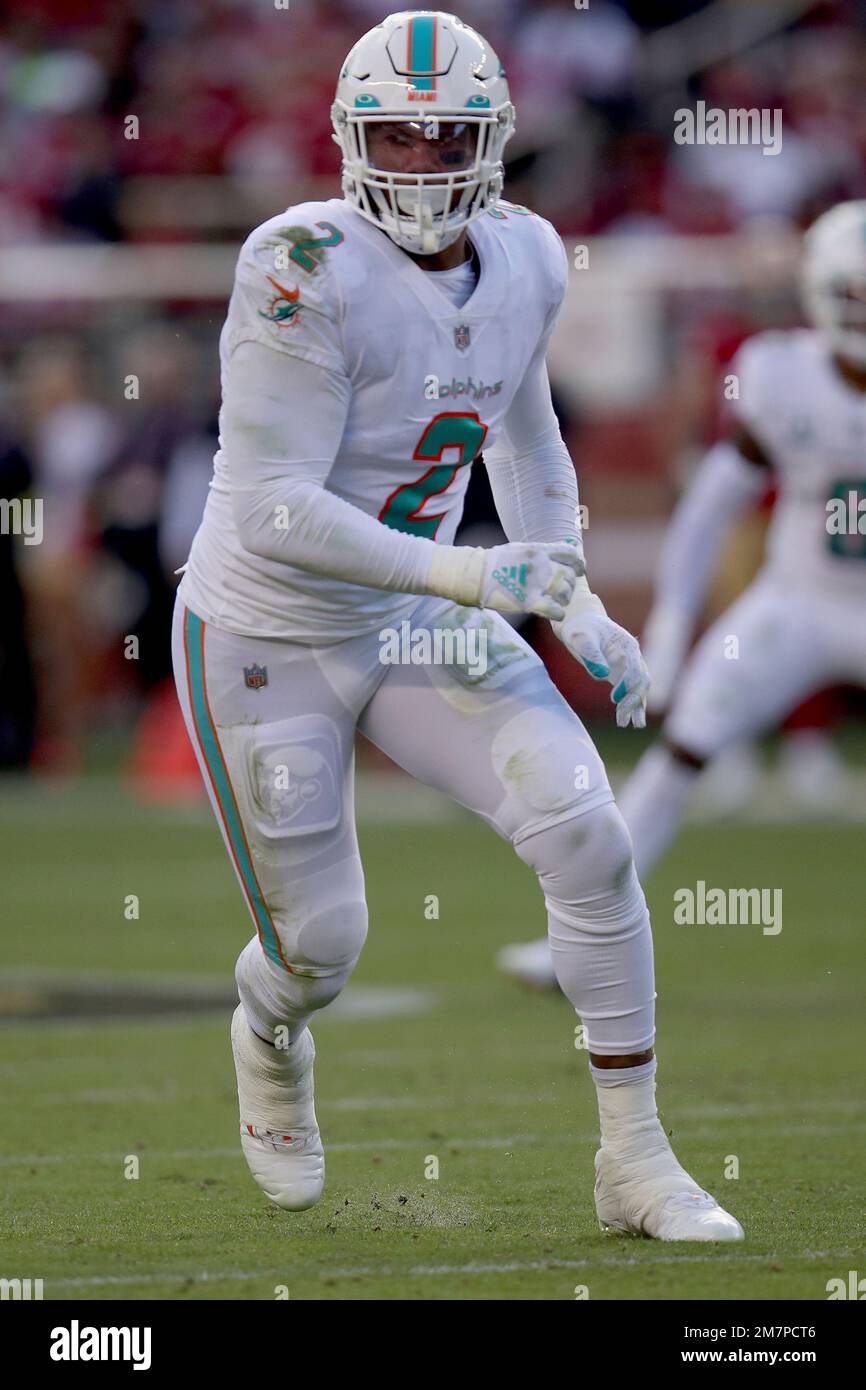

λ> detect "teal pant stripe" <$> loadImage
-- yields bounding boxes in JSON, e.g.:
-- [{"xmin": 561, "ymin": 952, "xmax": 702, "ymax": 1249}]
[{"xmin": 184, "ymin": 609, "xmax": 284, "ymax": 968}]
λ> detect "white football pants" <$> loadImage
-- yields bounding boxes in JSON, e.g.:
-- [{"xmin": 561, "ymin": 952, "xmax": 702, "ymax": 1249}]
[
  {"xmin": 665, "ymin": 573, "xmax": 866, "ymax": 761},
  {"xmin": 172, "ymin": 594, "xmax": 656, "ymax": 1056}
]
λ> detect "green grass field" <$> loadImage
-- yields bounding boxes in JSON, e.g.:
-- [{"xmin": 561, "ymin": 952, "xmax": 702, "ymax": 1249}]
[{"xmin": 1, "ymin": 753, "xmax": 864, "ymax": 1302}]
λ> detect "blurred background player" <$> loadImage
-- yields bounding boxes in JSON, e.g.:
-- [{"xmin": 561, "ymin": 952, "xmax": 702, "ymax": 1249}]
[
  {"xmin": 499, "ymin": 199, "xmax": 866, "ymax": 990},
  {"xmin": 621, "ymin": 199, "xmax": 866, "ymax": 870}
]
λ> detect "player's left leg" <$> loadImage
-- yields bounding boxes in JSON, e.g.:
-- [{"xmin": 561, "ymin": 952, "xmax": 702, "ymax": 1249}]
[{"xmin": 359, "ymin": 597, "xmax": 742, "ymax": 1240}]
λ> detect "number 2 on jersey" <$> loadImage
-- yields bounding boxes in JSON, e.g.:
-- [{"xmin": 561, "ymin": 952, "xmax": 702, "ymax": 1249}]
[{"xmin": 379, "ymin": 412, "xmax": 488, "ymax": 538}]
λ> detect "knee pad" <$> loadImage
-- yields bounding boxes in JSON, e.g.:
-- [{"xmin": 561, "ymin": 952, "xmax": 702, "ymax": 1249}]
[
  {"xmin": 276, "ymin": 902, "xmax": 368, "ymax": 1012},
  {"xmin": 517, "ymin": 803, "xmax": 644, "ymax": 938},
  {"xmin": 253, "ymin": 893, "xmax": 368, "ymax": 1011},
  {"xmin": 491, "ymin": 705, "xmax": 611, "ymax": 838},
  {"xmin": 236, "ymin": 895, "xmax": 368, "ymax": 1024},
  {"xmin": 293, "ymin": 900, "xmax": 369, "ymax": 979}
]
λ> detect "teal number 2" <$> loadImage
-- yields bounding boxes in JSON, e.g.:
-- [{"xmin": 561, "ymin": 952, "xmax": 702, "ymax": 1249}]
[
  {"xmin": 289, "ymin": 222, "xmax": 344, "ymax": 273},
  {"xmin": 379, "ymin": 412, "xmax": 488, "ymax": 538}
]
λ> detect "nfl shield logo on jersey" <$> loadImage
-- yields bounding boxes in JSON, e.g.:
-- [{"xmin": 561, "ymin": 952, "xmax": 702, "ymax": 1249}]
[
  {"xmin": 243, "ymin": 663, "xmax": 268, "ymax": 691},
  {"xmin": 454, "ymin": 324, "xmax": 471, "ymax": 352}
]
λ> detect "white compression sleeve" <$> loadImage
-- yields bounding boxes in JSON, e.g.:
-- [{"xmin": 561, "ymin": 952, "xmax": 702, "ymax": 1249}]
[
  {"xmin": 483, "ymin": 347, "xmax": 581, "ymax": 547},
  {"xmin": 653, "ymin": 440, "xmax": 769, "ymax": 621},
  {"xmin": 223, "ymin": 339, "xmax": 486, "ymax": 603}
]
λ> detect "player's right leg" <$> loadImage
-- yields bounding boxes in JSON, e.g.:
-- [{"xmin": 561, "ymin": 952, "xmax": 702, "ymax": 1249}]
[
  {"xmin": 499, "ymin": 575, "xmax": 841, "ymax": 992},
  {"xmin": 171, "ymin": 599, "xmax": 371, "ymax": 1209},
  {"xmin": 619, "ymin": 576, "xmax": 839, "ymax": 879},
  {"xmin": 361, "ymin": 597, "xmax": 742, "ymax": 1240}
]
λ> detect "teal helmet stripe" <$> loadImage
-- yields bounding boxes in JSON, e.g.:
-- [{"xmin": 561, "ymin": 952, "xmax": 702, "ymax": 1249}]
[{"xmin": 407, "ymin": 13, "xmax": 436, "ymax": 90}]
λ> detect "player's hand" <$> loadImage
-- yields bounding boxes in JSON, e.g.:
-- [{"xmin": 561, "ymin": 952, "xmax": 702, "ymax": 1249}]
[
  {"xmin": 641, "ymin": 605, "xmax": 692, "ymax": 715},
  {"xmin": 479, "ymin": 541, "xmax": 585, "ymax": 621},
  {"xmin": 556, "ymin": 610, "xmax": 650, "ymax": 728}
]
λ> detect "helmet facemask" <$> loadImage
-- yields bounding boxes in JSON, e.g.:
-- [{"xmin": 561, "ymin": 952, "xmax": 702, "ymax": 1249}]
[
  {"xmin": 806, "ymin": 276, "xmax": 866, "ymax": 369},
  {"xmin": 333, "ymin": 107, "xmax": 512, "ymax": 255}
]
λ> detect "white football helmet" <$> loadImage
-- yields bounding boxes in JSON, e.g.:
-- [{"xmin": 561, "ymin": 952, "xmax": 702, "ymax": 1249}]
[
  {"xmin": 802, "ymin": 200, "xmax": 866, "ymax": 368},
  {"xmin": 332, "ymin": 10, "xmax": 514, "ymax": 255}
]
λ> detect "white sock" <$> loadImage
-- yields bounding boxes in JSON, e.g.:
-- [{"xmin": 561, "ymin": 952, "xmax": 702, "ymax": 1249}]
[
  {"xmin": 590, "ymin": 1059, "xmax": 668, "ymax": 1157},
  {"xmin": 232, "ymin": 1005, "xmax": 316, "ymax": 1133},
  {"xmin": 234, "ymin": 1006, "xmax": 311, "ymax": 1080},
  {"xmin": 590, "ymin": 1059, "xmax": 703, "ymax": 1203},
  {"xmin": 618, "ymin": 745, "xmax": 699, "ymax": 879}
]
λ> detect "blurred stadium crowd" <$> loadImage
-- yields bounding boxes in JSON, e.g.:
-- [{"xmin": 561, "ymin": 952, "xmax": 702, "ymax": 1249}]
[
  {"xmin": 5, "ymin": 0, "xmax": 866, "ymax": 243},
  {"xmin": 1, "ymin": 0, "xmax": 865, "ymax": 778}
]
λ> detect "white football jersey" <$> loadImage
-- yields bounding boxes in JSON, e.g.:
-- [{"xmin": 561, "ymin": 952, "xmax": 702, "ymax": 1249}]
[
  {"xmin": 733, "ymin": 329, "xmax": 866, "ymax": 602},
  {"xmin": 180, "ymin": 197, "xmax": 568, "ymax": 640}
]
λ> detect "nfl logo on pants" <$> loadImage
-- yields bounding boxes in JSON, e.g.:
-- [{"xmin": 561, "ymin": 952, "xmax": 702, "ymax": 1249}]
[{"xmin": 244, "ymin": 664, "xmax": 268, "ymax": 691}]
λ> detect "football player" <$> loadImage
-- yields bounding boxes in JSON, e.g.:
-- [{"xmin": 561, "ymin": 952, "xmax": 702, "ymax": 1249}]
[
  {"xmin": 498, "ymin": 200, "xmax": 866, "ymax": 990},
  {"xmin": 172, "ymin": 10, "xmax": 741, "ymax": 1241}
]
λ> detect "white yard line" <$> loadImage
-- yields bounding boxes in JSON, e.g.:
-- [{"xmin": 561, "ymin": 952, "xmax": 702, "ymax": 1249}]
[{"xmin": 45, "ymin": 1248, "xmax": 850, "ymax": 1291}]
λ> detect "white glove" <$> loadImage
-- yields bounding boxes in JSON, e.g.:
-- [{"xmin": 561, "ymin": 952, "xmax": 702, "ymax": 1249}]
[
  {"xmin": 641, "ymin": 605, "xmax": 693, "ymax": 715},
  {"xmin": 428, "ymin": 540, "xmax": 585, "ymax": 621},
  {"xmin": 553, "ymin": 580, "xmax": 650, "ymax": 728},
  {"xmin": 478, "ymin": 541, "xmax": 585, "ymax": 620}
]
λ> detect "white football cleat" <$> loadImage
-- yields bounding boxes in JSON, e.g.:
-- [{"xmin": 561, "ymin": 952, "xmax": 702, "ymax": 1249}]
[
  {"xmin": 595, "ymin": 1145, "xmax": 744, "ymax": 1242},
  {"xmin": 231, "ymin": 1005, "xmax": 325, "ymax": 1211},
  {"xmin": 496, "ymin": 938, "xmax": 559, "ymax": 992}
]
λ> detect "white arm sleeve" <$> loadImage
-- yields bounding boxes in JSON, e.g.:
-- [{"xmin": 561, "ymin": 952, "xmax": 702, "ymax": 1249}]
[
  {"xmin": 484, "ymin": 215, "xmax": 581, "ymax": 551},
  {"xmin": 483, "ymin": 348, "xmax": 581, "ymax": 547},
  {"xmin": 223, "ymin": 339, "xmax": 486, "ymax": 603},
  {"xmin": 653, "ymin": 439, "xmax": 769, "ymax": 620}
]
